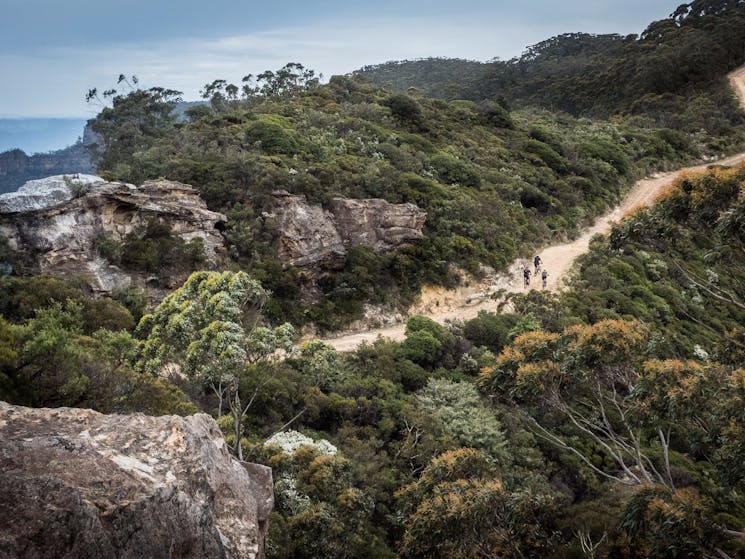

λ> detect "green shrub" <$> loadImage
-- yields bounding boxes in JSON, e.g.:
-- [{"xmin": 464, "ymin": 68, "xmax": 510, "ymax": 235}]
[
  {"xmin": 245, "ymin": 120, "xmax": 300, "ymax": 154},
  {"xmin": 430, "ymin": 152, "xmax": 481, "ymax": 187},
  {"xmin": 382, "ymin": 94, "xmax": 424, "ymax": 128},
  {"xmin": 479, "ymin": 101, "xmax": 514, "ymax": 129},
  {"xmin": 525, "ymin": 139, "xmax": 568, "ymax": 173}
]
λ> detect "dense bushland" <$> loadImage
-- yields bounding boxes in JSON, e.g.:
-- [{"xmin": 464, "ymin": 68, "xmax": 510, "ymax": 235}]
[
  {"xmin": 357, "ymin": 0, "xmax": 745, "ymax": 139},
  {"xmin": 86, "ymin": 54, "xmax": 741, "ymax": 329},
  {"xmin": 3, "ymin": 2, "xmax": 745, "ymax": 555},
  {"xmin": 2, "ymin": 166, "xmax": 745, "ymax": 557}
]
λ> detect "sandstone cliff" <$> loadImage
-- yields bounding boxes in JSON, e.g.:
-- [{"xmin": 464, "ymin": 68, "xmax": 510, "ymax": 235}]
[
  {"xmin": 0, "ymin": 176, "xmax": 226, "ymax": 293},
  {"xmin": 270, "ymin": 191, "xmax": 425, "ymax": 268},
  {"xmin": 0, "ymin": 401, "xmax": 273, "ymax": 559},
  {"xmin": 330, "ymin": 197, "xmax": 426, "ymax": 252}
]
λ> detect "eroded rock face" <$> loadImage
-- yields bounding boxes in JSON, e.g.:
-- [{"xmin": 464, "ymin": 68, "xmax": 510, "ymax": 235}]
[
  {"xmin": 270, "ymin": 191, "xmax": 425, "ymax": 268},
  {"xmin": 0, "ymin": 178, "xmax": 226, "ymax": 293},
  {"xmin": 330, "ymin": 197, "xmax": 426, "ymax": 252},
  {"xmin": 0, "ymin": 402, "xmax": 273, "ymax": 559},
  {"xmin": 270, "ymin": 191, "xmax": 346, "ymax": 268}
]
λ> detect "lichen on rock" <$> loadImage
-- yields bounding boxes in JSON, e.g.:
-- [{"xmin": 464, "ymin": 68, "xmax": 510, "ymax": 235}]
[{"xmin": 0, "ymin": 401, "xmax": 273, "ymax": 559}]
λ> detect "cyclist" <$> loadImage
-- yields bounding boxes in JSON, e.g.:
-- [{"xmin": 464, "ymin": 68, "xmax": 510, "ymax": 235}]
[{"xmin": 534, "ymin": 255, "xmax": 542, "ymax": 274}]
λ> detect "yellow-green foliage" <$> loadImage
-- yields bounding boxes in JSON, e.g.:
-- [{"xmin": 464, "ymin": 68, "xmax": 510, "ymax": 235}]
[
  {"xmin": 480, "ymin": 319, "xmax": 648, "ymax": 402},
  {"xmin": 396, "ymin": 448, "xmax": 555, "ymax": 558}
]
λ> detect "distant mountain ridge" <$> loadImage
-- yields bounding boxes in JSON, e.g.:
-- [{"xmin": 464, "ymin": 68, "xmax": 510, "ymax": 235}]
[
  {"xmin": 0, "ymin": 143, "xmax": 95, "ymax": 194},
  {"xmin": 354, "ymin": 0, "xmax": 745, "ymax": 124}
]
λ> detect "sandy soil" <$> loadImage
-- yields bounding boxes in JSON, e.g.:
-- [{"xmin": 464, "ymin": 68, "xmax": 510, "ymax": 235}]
[{"xmin": 317, "ymin": 67, "xmax": 745, "ymax": 352}]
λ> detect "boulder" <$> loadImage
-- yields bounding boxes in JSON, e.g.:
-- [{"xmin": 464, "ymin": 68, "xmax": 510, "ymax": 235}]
[
  {"xmin": 269, "ymin": 191, "xmax": 346, "ymax": 268},
  {"xmin": 0, "ymin": 401, "xmax": 273, "ymax": 559},
  {"xmin": 0, "ymin": 173, "xmax": 103, "ymax": 213}
]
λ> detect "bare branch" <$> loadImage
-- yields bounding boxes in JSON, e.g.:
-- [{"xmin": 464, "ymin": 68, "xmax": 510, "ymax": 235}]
[
  {"xmin": 527, "ymin": 415, "xmax": 636, "ymax": 485},
  {"xmin": 659, "ymin": 427, "xmax": 676, "ymax": 491},
  {"xmin": 672, "ymin": 259, "xmax": 745, "ymax": 310},
  {"xmin": 265, "ymin": 409, "xmax": 307, "ymax": 442}
]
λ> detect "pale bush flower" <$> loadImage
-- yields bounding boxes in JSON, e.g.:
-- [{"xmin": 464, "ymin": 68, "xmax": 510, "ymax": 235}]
[{"xmin": 266, "ymin": 429, "xmax": 337, "ymax": 455}]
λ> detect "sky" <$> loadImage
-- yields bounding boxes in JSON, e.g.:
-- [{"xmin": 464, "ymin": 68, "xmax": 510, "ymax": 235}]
[{"xmin": 0, "ymin": 0, "xmax": 684, "ymax": 119}]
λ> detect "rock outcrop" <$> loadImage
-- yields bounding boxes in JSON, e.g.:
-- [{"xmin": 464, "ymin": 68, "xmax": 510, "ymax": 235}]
[
  {"xmin": 270, "ymin": 191, "xmax": 425, "ymax": 268},
  {"xmin": 0, "ymin": 177, "xmax": 226, "ymax": 293},
  {"xmin": 271, "ymin": 191, "xmax": 346, "ymax": 268},
  {"xmin": 0, "ymin": 401, "xmax": 273, "ymax": 559},
  {"xmin": 0, "ymin": 173, "xmax": 103, "ymax": 213},
  {"xmin": 330, "ymin": 197, "xmax": 426, "ymax": 252}
]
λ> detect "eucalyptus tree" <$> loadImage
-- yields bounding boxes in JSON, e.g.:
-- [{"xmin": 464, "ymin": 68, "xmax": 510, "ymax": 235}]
[{"xmin": 136, "ymin": 270, "xmax": 294, "ymax": 460}]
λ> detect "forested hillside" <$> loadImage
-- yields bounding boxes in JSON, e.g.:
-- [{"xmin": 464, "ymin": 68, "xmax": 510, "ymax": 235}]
[
  {"xmin": 2, "ymin": 163, "xmax": 744, "ymax": 558},
  {"xmin": 2, "ymin": 1, "xmax": 745, "ymax": 557},
  {"xmin": 80, "ymin": 53, "xmax": 742, "ymax": 330},
  {"xmin": 354, "ymin": 57, "xmax": 491, "ymax": 99},
  {"xmin": 356, "ymin": 0, "xmax": 745, "ymax": 129}
]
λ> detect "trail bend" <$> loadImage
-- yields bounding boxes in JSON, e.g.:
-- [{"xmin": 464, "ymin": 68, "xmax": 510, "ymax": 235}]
[{"xmin": 313, "ymin": 67, "xmax": 745, "ymax": 352}]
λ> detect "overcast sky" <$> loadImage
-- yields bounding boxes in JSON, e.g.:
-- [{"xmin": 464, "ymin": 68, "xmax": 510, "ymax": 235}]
[{"xmin": 1, "ymin": 0, "xmax": 683, "ymax": 118}]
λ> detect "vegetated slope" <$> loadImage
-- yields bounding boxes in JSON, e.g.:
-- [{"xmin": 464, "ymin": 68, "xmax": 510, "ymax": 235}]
[
  {"xmin": 355, "ymin": 1, "xmax": 745, "ymax": 131},
  {"xmin": 4, "ymin": 59, "xmax": 745, "ymax": 559},
  {"xmin": 85, "ymin": 61, "xmax": 741, "ymax": 332},
  {"xmin": 319, "ymin": 149, "xmax": 745, "ymax": 351},
  {"xmin": 564, "ymin": 163, "xmax": 745, "ymax": 357},
  {"xmin": 353, "ymin": 57, "xmax": 490, "ymax": 99},
  {"xmin": 3, "ymin": 159, "xmax": 745, "ymax": 559},
  {"xmin": 315, "ymin": 64, "xmax": 745, "ymax": 349}
]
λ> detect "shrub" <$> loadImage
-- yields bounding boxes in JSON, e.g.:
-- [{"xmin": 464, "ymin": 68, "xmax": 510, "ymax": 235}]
[
  {"xmin": 245, "ymin": 120, "xmax": 300, "ymax": 154},
  {"xmin": 479, "ymin": 101, "xmax": 514, "ymax": 129},
  {"xmin": 430, "ymin": 152, "xmax": 481, "ymax": 187},
  {"xmin": 382, "ymin": 94, "xmax": 424, "ymax": 128}
]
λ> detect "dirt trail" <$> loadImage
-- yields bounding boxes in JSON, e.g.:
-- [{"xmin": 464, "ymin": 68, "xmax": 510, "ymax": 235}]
[{"xmin": 317, "ymin": 67, "xmax": 745, "ymax": 352}]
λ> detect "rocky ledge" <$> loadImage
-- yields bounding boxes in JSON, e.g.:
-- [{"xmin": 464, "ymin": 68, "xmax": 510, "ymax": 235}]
[
  {"xmin": 0, "ymin": 176, "xmax": 226, "ymax": 292},
  {"xmin": 0, "ymin": 402, "xmax": 273, "ymax": 559},
  {"xmin": 270, "ymin": 191, "xmax": 425, "ymax": 268},
  {"xmin": 0, "ymin": 173, "xmax": 103, "ymax": 213}
]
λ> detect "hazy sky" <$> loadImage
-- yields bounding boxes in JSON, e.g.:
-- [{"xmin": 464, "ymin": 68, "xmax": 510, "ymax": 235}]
[{"xmin": 1, "ymin": 0, "xmax": 683, "ymax": 118}]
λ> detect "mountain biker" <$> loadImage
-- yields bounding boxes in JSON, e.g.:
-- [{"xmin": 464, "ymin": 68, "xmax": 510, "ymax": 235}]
[
  {"xmin": 541, "ymin": 269, "xmax": 548, "ymax": 289},
  {"xmin": 534, "ymin": 255, "xmax": 542, "ymax": 274},
  {"xmin": 523, "ymin": 267, "xmax": 531, "ymax": 288}
]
